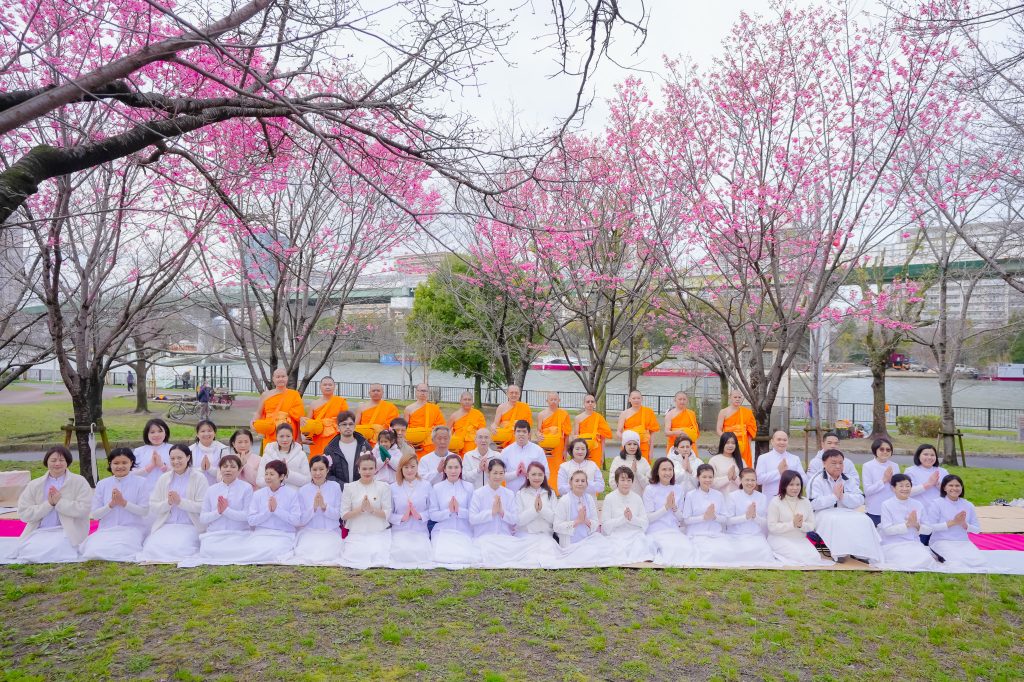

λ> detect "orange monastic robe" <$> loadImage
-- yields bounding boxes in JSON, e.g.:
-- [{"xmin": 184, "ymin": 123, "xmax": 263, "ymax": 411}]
[
  {"xmin": 253, "ymin": 389, "xmax": 306, "ymax": 444},
  {"xmin": 356, "ymin": 400, "xmax": 400, "ymax": 445},
  {"xmin": 668, "ymin": 409, "xmax": 700, "ymax": 454},
  {"xmin": 623, "ymin": 406, "xmax": 661, "ymax": 462},
  {"xmin": 302, "ymin": 396, "xmax": 348, "ymax": 459},
  {"xmin": 494, "ymin": 402, "xmax": 534, "ymax": 448},
  {"xmin": 451, "ymin": 408, "xmax": 486, "ymax": 455},
  {"xmin": 577, "ymin": 412, "xmax": 612, "ymax": 467},
  {"xmin": 407, "ymin": 402, "xmax": 446, "ymax": 459},
  {"xmin": 722, "ymin": 407, "xmax": 757, "ymax": 467},
  {"xmin": 539, "ymin": 409, "xmax": 572, "ymax": 489}
]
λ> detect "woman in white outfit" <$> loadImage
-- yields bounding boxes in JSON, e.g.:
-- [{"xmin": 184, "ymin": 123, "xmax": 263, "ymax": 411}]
[
  {"xmin": 340, "ymin": 454, "xmax": 392, "ymax": 568},
  {"xmin": 9, "ymin": 446, "xmax": 91, "ymax": 563},
  {"xmin": 240, "ymin": 459, "xmax": 300, "ymax": 563},
  {"xmin": 903, "ymin": 444, "xmax": 949, "ymax": 545},
  {"xmin": 708, "ymin": 433, "xmax": 743, "ymax": 495},
  {"xmin": 513, "ymin": 462, "xmax": 562, "ymax": 568},
  {"xmin": 724, "ymin": 468, "xmax": 778, "ymax": 566},
  {"xmin": 257, "ymin": 423, "xmax": 311, "ymax": 489},
  {"xmin": 601, "ymin": 465, "xmax": 654, "ymax": 564},
  {"xmin": 133, "ymin": 418, "xmax": 173, "ymax": 498},
  {"xmin": 605, "ymin": 431, "xmax": 651, "ymax": 495},
  {"xmin": 682, "ymin": 463, "xmax": 748, "ymax": 567},
  {"xmin": 429, "ymin": 454, "xmax": 480, "ymax": 567},
  {"xmin": 139, "ymin": 444, "xmax": 208, "ymax": 563},
  {"xmin": 879, "ymin": 474, "xmax": 939, "ymax": 571},
  {"xmin": 557, "ymin": 439, "xmax": 604, "ymax": 497},
  {"xmin": 766, "ymin": 470, "xmax": 828, "ymax": 566},
  {"xmin": 185, "ymin": 454, "xmax": 254, "ymax": 566},
  {"xmin": 191, "ymin": 419, "xmax": 227, "ymax": 486},
  {"xmin": 643, "ymin": 456, "xmax": 697, "ymax": 566},
  {"xmin": 291, "ymin": 455, "xmax": 343, "ymax": 565},
  {"xmin": 553, "ymin": 470, "xmax": 615, "ymax": 567},
  {"xmin": 927, "ymin": 474, "xmax": 986, "ymax": 571},
  {"xmin": 388, "ymin": 453, "xmax": 435, "ymax": 569},
  {"xmin": 81, "ymin": 448, "xmax": 150, "ymax": 562},
  {"xmin": 667, "ymin": 434, "xmax": 703, "ymax": 494},
  {"xmin": 470, "ymin": 459, "xmax": 537, "ymax": 568}
]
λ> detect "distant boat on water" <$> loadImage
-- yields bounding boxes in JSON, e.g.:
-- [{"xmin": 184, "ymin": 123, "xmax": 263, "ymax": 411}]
[
  {"xmin": 642, "ymin": 360, "xmax": 716, "ymax": 378},
  {"xmin": 982, "ymin": 363, "xmax": 1024, "ymax": 382},
  {"xmin": 379, "ymin": 354, "xmax": 422, "ymax": 366},
  {"xmin": 531, "ymin": 355, "xmax": 587, "ymax": 371}
]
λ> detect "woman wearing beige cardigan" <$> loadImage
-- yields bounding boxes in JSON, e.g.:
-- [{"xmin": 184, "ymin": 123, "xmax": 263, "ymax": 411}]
[
  {"xmin": 138, "ymin": 444, "xmax": 208, "ymax": 563},
  {"xmin": 9, "ymin": 446, "xmax": 92, "ymax": 563}
]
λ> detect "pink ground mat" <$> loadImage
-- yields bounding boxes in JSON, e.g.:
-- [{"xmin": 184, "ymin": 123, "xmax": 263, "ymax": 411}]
[{"xmin": 0, "ymin": 519, "xmax": 1022, "ymax": 551}]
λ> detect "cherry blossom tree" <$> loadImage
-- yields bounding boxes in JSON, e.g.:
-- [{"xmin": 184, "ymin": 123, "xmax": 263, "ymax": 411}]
[{"xmin": 644, "ymin": 2, "xmax": 964, "ymax": 455}]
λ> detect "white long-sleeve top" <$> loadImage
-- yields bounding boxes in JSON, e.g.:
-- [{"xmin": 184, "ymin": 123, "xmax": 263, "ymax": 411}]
[
  {"xmin": 90, "ymin": 473, "xmax": 149, "ymax": 531},
  {"xmin": 767, "ymin": 496, "xmax": 816, "ymax": 538},
  {"xmin": 514, "ymin": 486, "xmax": 556, "ymax": 535},
  {"xmin": 149, "ymin": 469, "xmax": 207, "ymax": 533},
  {"xmin": 726, "ymin": 489, "xmax": 768, "ymax": 536},
  {"xmin": 257, "ymin": 443, "xmax": 311, "ymax": 489},
  {"xmin": 132, "ymin": 442, "xmax": 173, "ymax": 496},
  {"xmin": 903, "ymin": 464, "xmax": 949, "ymax": 505},
  {"xmin": 755, "ymin": 450, "xmax": 805, "ymax": 499},
  {"xmin": 247, "ymin": 484, "xmax": 301, "ymax": 533},
  {"xmin": 428, "ymin": 479, "xmax": 474, "ymax": 534},
  {"xmin": 298, "ymin": 480, "xmax": 342, "ymax": 531},
  {"xmin": 927, "ymin": 497, "xmax": 981, "ymax": 543},
  {"xmin": 199, "ymin": 479, "xmax": 253, "ymax": 532},
  {"xmin": 191, "ymin": 440, "xmax": 227, "ymax": 486},
  {"xmin": 605, "ymin": 456, "xmax": 651, "ymax": 494},
  {"xmin": 601, "ymin": 489, "xmax": 649, "ymax": 536},
  {"xmin": 807, "ymin": 450, "xmax": 860, "ymax": 487},
  {"xmin": 417, "ymin": 450, "xmax": 454, "ymax": 486},
  {"xmin": 667, "ymin": 449, "xmax": 703, "ymax": 494},
  {"xmin": 499, "ymin": 442, "xmax": 548, "ymax": 492},
  {"xmin": 557, "ymin": 459, "xmax": 604, "ymax": 496},
  {"xmin": 861, "ymin": 458, "xmax": 901, "ymax": 515},
  {"xmin": 682, "ymin": 487, "xmax": 727, "ymax": 536},
  {"xmin": 880, "ymin": 496, "xmax": 935, "ymax": 544},
  {"xmin": 389, "ymin": 478, "xmax": 432, "ymax": 534},
  {"xmin": 708, "ymin": 454, "xmax": 742, "ymax": 494},
  {"xmin": 340, "ymin": 479, "xmax": 391, "ymax": 534},
  {"xmin": 808, "ymin": 471, "xmax": 865, "ymax": 512},
  {"xmin": 553, "ymin": 492, "xmax": 600, "ymax": 545},
  {"xmin": 642, "ymin": 483, "xmax": 686, "ymax": 534},
  {"xmin": 469, "ymin": 484, "xmax": 518, "ymax": 536},
  {"xmin": 374, "ymin": 445, "xmax": 401, "ymax": 484},
  {"xmin": 461, "ymin": 449, "xmax": 491, "ymax": 489}
]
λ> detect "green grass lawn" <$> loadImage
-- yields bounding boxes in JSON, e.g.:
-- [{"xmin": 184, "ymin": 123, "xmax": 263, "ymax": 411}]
[{"xmin": 0, "ymin": 564, "xmax": 1021, "ymax": 681}]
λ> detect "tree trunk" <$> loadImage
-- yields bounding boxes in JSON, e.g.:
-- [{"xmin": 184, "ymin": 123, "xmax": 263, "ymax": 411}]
[
  {"xmin": 937, "ymin": 373, "xmax": 958, "ymax": 465},
  {"xmin": 473, "ymin": 374, "xmax": 482, "ymax": 408},
  {"xmin": 868, "ymin": 360, "xmax": 888, "ymax": 438},
  {"xmin": 717, "ymin": 372, "xmax": 729, "ymax": 408},
  {"xmin": 752, "ymin": 404, "xmax": 771, "ymax": 466},
  {"xmin": 133, "ymin": 355, "xmax": 149, "ymax": 413},
  {"xmin": 71, "ymin": 375, "xmax": 104, "ymax": 486}
]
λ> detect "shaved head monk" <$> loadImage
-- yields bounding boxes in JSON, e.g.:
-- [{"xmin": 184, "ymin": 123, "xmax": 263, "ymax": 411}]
[
  {"xmin": 491, "ymin": 384, "xmax": 533, "ymax": 448},
  {"xmin": 355, "ymin": 383, "xmax": 399, "ymax": 446},
  {"xmin": 536, "ymin": 391, "xmax": 572, "ymax": 489},
  {"xmin": 448, "ymin": 391, "xmax": 486, "ymax": 456},
  {"xmin": 300, "ymin": 377, "xmax": 349, "ymax": 458},
  {"xmin": 665, "ymin": 391, "xmax": 699, "ymax": 456},
  {"xmin": 403, "ymin": 383, "xmax": 446, "ymax": 458},
  {"xmin": 571, "ymin": 394, "xmax": 612, "ymax": 467},
  {"xmin": 616, "ymin": 390, "xmax": 660, "ymax": 462},
  {"xmin": 251, "ymin": 368, "xmax": 306, "ymax": 452}
]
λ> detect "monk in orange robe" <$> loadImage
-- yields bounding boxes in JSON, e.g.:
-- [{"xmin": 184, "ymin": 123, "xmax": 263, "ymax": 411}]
[
  {"xmin": 355, "ymin": 382, "xmax": 399, "ymax": 446},
  {"xmin": 300, "ymin": 377, "xmax": 348, "ymax": 459},
  {"xmin": 251, "ymin": 368, "xmax": 307, "ymax": 451},
  {"xmin": 448, "ymin": 391, "xmax": 486, "ymax": 455},
  {"xmin": 572, "ymin": 394, "xmax": 612, "ymax": 467},
  {"xmin": 616, "ymin": 390, "xmax": 661, "ymax": 462},
  {"xmin": 536, "ymin": 391, "xmax": 572, "ymax": 489},
  {"xmin": 665, "ymin": 391, "xmax": 700, "ymax": 455},
  {"xmin": 717, "ymin": 389, "xmax": 757, "ymax": 467},
  {"xmin": 404, "ymin": 383, "xmax": 447, "ymax": 458},
  {"xmin": 490, "ymin": 384, "xmax": 533, "ymax": 448}
]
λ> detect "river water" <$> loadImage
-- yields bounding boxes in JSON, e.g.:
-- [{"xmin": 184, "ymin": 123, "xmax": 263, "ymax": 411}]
[{"xmin": 319, "ymin": 363, "xmax": 1024, "ymax": 409}]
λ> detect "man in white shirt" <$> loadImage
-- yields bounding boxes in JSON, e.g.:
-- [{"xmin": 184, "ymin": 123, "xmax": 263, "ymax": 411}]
[
  {"xmin": 500, "ymin": 420, "xmax": 548, "ymax": 492},
  {"xmin": 755, "ymin": 431, "xmax": 805, "ymax": 498},
  {"xmin": 462, "ymin": 428, "xmax": 493, "ymax": 489},
  {"xmin": 418, "ymin": 426, "xmax": 457, "ymax": 485},
  {"xmin": 806, "ymin": 432, "xmax": 859, "ymax": 486},
  {"xmin": 808, "ymin": 450, "xmax": 881, "ymax": 564}
]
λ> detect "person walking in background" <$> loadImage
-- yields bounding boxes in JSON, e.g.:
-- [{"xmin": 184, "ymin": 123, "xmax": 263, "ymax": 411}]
[
  {"xmin": 126, "ymin": 370, "xmax": 135, "ymax": 393},
  {"xmin": 197, "ymin": 382, "xmax": 213, "ymax": 421}
]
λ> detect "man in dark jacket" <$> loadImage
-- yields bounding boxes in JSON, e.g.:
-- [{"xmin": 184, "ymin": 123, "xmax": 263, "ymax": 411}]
[{"xmin": 323, "ymin": 410, "xmax": 371, "ymax": 491}]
